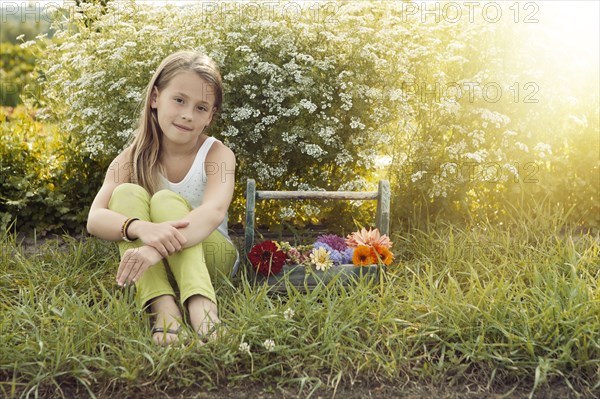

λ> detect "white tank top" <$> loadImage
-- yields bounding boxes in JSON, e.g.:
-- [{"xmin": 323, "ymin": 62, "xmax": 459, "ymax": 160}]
[{"xmin": 158, "ymin": 136, "xmax": 230, "ymax": 239}]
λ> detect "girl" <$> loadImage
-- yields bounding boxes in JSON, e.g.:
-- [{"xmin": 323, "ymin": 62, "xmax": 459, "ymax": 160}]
[{"xmin": 87, "ymin": 51, "xmax": 239, "ymax": 346}]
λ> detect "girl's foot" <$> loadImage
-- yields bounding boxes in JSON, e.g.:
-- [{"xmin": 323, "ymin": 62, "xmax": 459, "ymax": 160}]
[
  {"xmin": 187, "ymin": 295, "xmax": 220, "ymax": 343},
  {"xmin": 150, "ymin": 294, "xmax": 183, "ymax": 346}
]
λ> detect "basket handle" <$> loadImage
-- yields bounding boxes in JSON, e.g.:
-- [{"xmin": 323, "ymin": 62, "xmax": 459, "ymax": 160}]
[{"xmin": 244, "ymin": 179, "xmax": 390, "ymax": 257}]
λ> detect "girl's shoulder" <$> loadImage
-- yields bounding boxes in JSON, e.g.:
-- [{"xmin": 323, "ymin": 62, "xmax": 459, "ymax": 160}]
[
  {"xmin": 206, "ymin": 137, "xmax": 235, "ymax": 162},
  {"xmin": 106, "ymin": 146, "xmax": 134, "ymax": 184},
  {"xmin": 112, "ymin": 145, "xmax": 134, "ymax": 167}
]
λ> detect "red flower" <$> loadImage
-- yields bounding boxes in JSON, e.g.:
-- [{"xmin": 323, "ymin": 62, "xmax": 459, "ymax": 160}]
[{"xmin": 248, "ymin": 240, "xmax": 287, "ymax": 276}]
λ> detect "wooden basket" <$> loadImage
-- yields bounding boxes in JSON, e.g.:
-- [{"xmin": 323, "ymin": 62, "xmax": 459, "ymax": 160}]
[{"xmin": 244, "ymin": 179, "xmax": 391, "ymax": 292}]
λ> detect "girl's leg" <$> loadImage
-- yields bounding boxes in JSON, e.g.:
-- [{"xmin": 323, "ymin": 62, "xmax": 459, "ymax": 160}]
[
  {"xmin": 198, "ymin": 229, "xmax": 238, "ymax": 280},
  {"xmin": 187, "ymin": 229, "xmax": 237, "ymax": 339},
  {"xmin": 149, "ymin": 189, "xmax": 237, "ymax": 337},
  {"xmin": 108, "ymin": 183, "xmax": 182, "ymax": 345}
]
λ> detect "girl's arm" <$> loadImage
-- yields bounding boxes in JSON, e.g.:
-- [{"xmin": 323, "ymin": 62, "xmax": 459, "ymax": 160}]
[
  {"xmin": 86, "ymin": 149, "xmax": 134, "ymax": 241},
  {"xmin": 162, "ymin": 141, "xmax": 236, "ymax": 248},
  {"xmin": 86, "ymin": 149, "xmax": 188, "ymax": 258}
]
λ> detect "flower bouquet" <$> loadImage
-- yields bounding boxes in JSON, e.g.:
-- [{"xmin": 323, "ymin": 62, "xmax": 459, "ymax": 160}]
[{"xmin": 247, "ymin": 227, "xmax": 393, "ymax": 291}]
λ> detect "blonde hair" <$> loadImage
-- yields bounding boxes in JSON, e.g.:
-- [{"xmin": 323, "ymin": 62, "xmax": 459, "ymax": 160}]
[{"xmin": 129, "ymin": 51, "xmax": 223, "ymax": 194}]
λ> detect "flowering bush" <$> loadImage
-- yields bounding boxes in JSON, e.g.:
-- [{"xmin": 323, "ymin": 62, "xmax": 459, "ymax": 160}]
[
  {"xmin": 30, "ymin": 0, "xmax": 407, "ymax": 229},
  {"xmin": 248, "ymin": 228, "xmax": 393, "ymax": 276},
  {"xmin": 22, "ymin": 1, "xmax": 598, "ymax": 231}
]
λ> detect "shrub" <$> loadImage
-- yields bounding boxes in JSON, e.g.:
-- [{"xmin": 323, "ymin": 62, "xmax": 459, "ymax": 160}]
[
  {"xmin": 378, "ymin": 3, "xmax": 599, "ymax": 229},
  {"xmin": 31, "ymin": 0, "xmax": 411, "ymax": 230},
  {"xmin": 0, "ymin": 42, "xmax": 38, "ymax": 106},
  {"xmin": 0, "ymin": 106, "xmax": 72, "ymax": 232},
  {"xmin": 23, "ymin": 1, "xmax": 598, "ymax": 232}
]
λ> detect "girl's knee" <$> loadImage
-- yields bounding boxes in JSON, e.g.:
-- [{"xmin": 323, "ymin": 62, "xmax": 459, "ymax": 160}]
[
  {"xmin": 150, "ymin": 189, "xmax": 180, "ymax": 204},
  {"xmin": 150, "ymin": 190, "xmax": 188, "ymax": 210},
  {"xmin": 112, "ymin": 183, "xmax": 148, "ymax": 198},
  {"xmin": 150, "ymin": 190, "xmax": 191, "ymax": 220},
  {"xmin": 109, "ymin": 183, "xmax": 150, "ymax": 210}
]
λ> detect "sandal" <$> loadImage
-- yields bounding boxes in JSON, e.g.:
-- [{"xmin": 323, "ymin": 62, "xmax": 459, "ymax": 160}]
[
  {"xmin": 151, "ymin": 326, "xmax": 182, "ymax": 335},
  {"xmin": 151, "ymin": 326, "xmax": 183, "ymax": 345}
]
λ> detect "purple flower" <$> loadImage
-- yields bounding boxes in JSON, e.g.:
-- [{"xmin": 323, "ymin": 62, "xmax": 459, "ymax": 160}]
[
  {"xmin": 315, "ymin": 234, "xmax": 347, "ymax": 252},
  {"xmin": 328, "ymin": 249, "xmax": 344, "ymax": 265},
  {"xmin": 342, "ymin": 247, "xmax": 354, "ymax": 264},
  {"xmin": 314, "ymin": 242, "xmax": 332, "ymax": 251}
]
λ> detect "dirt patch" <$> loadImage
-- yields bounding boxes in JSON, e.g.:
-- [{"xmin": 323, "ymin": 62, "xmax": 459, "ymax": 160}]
[{"xmin": 46, "ymin": 380, "xmax": 592, "ymax": 399}]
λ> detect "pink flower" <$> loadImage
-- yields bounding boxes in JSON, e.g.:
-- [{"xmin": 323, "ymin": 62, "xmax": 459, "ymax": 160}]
[
  {"xmin": 345, "ymin": 227, "xmax": 392, "ymax": 249},
  {"xmin": 285, "ymin": 247, "xmax": 308, "ymax": 265}
]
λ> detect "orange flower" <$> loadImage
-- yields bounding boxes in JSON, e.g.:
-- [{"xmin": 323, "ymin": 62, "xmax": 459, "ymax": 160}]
[
  {"xmin": 374, "ymin": 244, "xmax": 394, "ymax": 266},
  {"xmin": 352, "ymin": 245, "xmax": 376, "ymax": 266}
]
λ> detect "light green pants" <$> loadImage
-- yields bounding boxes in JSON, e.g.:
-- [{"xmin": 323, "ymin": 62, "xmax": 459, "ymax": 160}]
[{"xmin": 108, "ymin": 183, "xmax": 237, "ymax": 309}]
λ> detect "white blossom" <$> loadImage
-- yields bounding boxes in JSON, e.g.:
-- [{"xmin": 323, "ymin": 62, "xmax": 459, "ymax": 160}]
[
  {"xmin": 19, "ymin": 40, "xmax": 36, "ymax": 49},
  {"xmin": 515, "ymin": 142, "xmax": 529, "ymax": 153},
  {"xmin": 302, "ymin": 204, "xmax": 321, "ymax": 216},
  {"xmin": 339, "ymin": 92, "xmax": 353, "ymax": 110},
  {"xmin": 239, "ymin": 341, "xmax": 251, "ymax": 353},
  {"xmin": 222, "ymin": 125, "xmax": 239, "ymax": 137},
  {"xmin": 300, "ymin": 143, "xmax": 326, "ymax": 158},
  {"xmin": 534, "ymin": 143, "xmax": 552, "ymax": 158},
  {"xmin": 503, "ymin": 163, "xmax": 519, "ymax": 180},
  {"xmin": 263, "ymin": 339, "xmax": 275, "ymax": 352},
  {"xmin": 299, "ymin": 99, "xmax": 317, "ymax": 113},
  {"xmin": 31, "ymin": 0, "xmax": 524, "ymax": 220},
  {"xmin": 464, "ymin": 150, "xmax": 488, "ymax": 164},
  {"xmin": 279, "ymin": 207, "xmax": 296, "ymax": 219},
  {"xmin": 349, "ymin": 117, "xmax": 365, "ymax": 130},
  {"xmin": 230, "ymin": 105, "xmax": 259, "ymax": 121},
  {"xmin": 467, "ymin": 130, "xmax": 486, "ymax": 146},
  {"xmin": 335, "ymin": 151, "xmax": 353, "ymax": 166},
  {"xmin": 411, "ymin": 171, "xmax": 426, "ymax": 182},
  {"xmin": 283, "ymin": 308, "xmax": 295, "ymax": 320}
]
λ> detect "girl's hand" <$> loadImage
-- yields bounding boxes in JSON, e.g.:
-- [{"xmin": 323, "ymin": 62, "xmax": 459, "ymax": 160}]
[
  {"xmin": 116, "ymin": 245, "xmax": 162, "ymax": 287},
  {"xmin": 128, "ymin": 220, "xmax": 189, "ymax": 258}
]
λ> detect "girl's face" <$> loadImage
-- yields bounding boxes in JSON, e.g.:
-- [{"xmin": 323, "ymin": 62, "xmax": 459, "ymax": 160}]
[{"xmin": 151, "ymin": 71, "xmax": 216, "ymax": 147}]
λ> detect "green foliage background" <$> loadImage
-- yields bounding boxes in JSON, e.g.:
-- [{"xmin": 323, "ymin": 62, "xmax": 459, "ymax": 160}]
[
  {"xmin": 0, "ymin": 0, "xmax": 598, "ymax": 234},
  {"xmin": 0, "ymin": 107, "xmax": 70, "ymax": 231},
  {"xmin": 0, "ymin": 42, "xmax": 38, "ymax": 107}
]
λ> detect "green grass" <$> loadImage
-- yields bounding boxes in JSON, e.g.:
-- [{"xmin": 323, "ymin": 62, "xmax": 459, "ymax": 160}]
[{"xmin": 0, "ymin": 208, "xmax": 598, "ymax": 398}]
